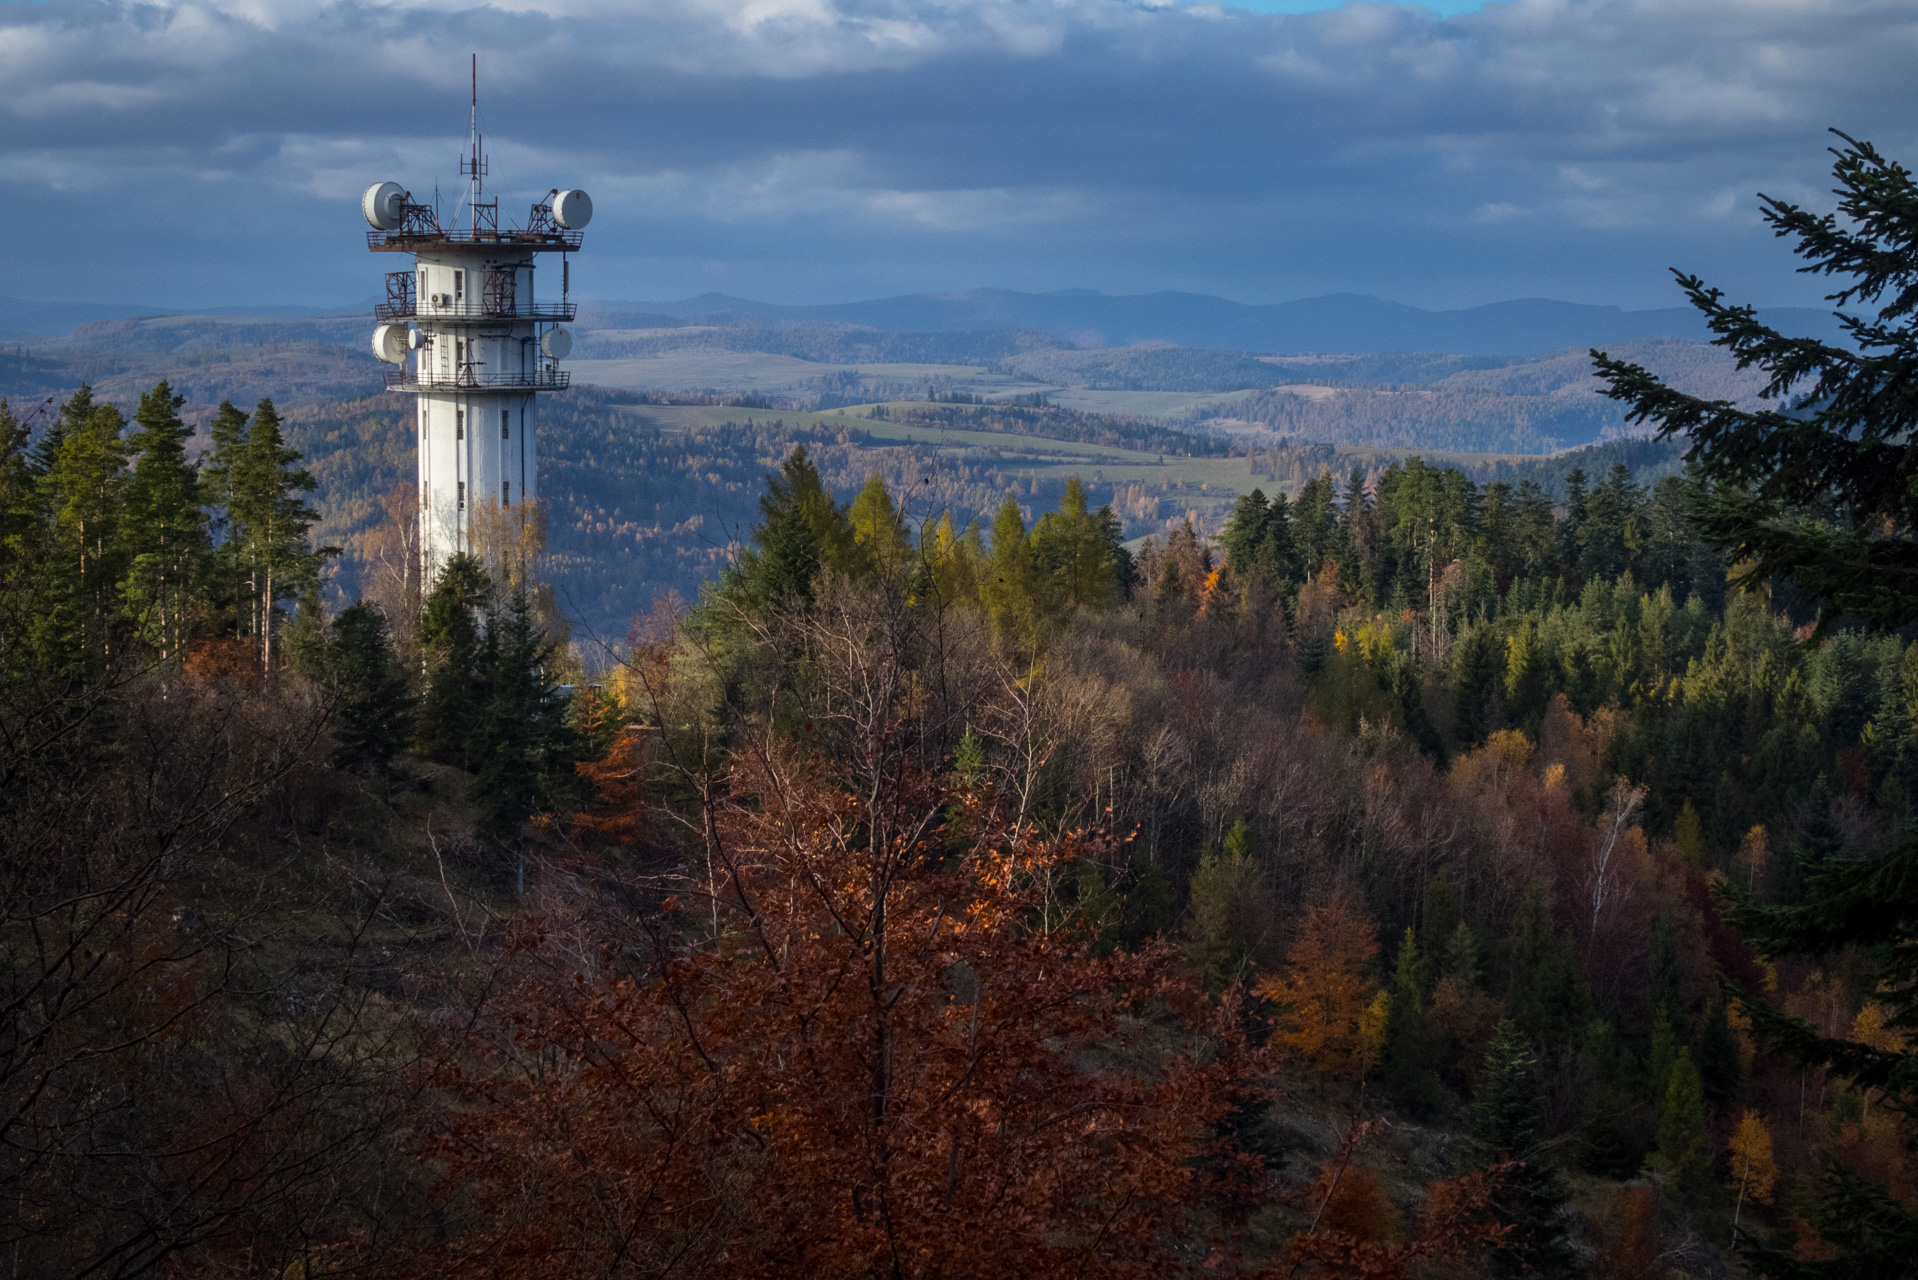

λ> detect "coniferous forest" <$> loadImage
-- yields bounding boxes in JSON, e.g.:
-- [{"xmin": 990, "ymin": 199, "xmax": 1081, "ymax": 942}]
[{"xmin": 6, "ymin": 137, "xmax": 1918, "ymax": 1279}]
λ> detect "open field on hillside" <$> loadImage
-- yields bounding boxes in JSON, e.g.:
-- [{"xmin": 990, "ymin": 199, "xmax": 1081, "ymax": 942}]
[{"xmin": 570, "ymin": 351, "xmax": 1042, "ymax": 397}]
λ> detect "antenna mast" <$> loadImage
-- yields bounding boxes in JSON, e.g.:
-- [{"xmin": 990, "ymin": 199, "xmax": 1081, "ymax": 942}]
[{"xmin": 468, "ymin": 53, "xmax": 480, "ymax": 231}]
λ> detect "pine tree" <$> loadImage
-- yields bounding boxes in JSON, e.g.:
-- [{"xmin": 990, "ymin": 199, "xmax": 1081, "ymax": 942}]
[
  {"xmin": 1505, "ymin": 882, "xmax": 1590, "ymax": 1057},
  {"xmin": 1219, "ymin": 487, "xmax": 1298, "ymax": 594},
  {"xmin": 1512, "ymin": 479, "xmax": 1558, "ymax": 579},
  {"xmin": 1474, "ymin": 1017, "xmax": 1576, "ymax": 1278},
  {"xmin": 1559, "ymin": 469, "xmax": 1588, "ymax": 578},
  {"xmin": 119, "ymin": 381, "xmax": 207, "ymax": 666},
  {"xmin": 0, "ymin": 401, "xmax": 34, "ymax": 575},
  {"xmin": 1451, "ymin": 621, "xmax": 1504, "ymax": 745},
  {"xmin": 1576, "ymin": 463, "xmax": 1639, "ymax": 584}
]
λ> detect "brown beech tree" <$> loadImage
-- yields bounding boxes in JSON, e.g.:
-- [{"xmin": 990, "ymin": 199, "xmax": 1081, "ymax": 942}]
[{"xmin": 430, "ymin": 747, "xmax": 1249, "ymax": 1278}]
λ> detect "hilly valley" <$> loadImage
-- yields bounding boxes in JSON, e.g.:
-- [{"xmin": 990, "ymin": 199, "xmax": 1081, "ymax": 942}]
[{"xmin": 0, "ymin": 293, "xmax": 1756, "ymax": 637}]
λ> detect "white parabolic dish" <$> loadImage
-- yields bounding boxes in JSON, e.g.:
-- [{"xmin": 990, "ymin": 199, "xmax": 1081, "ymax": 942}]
[
  {"xmin": 371, "ymin": 324, "xmax": 408, "ymax": 364},
  {"xmin": 362, "ymin": 182, "xmax": 407, "ymax": 231},
  {"xmin": 553, "ymin": 189, "xmax": 593, "ymax": 230}
]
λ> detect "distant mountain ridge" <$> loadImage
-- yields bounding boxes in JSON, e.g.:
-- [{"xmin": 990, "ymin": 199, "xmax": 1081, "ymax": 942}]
[
  {"xmin": 0, "ymin": 296, "xmax": 356, "ymax": 339},
  {"xmin": 596, "ymin": 288, "xmax": 1844, "ymax": 356}
]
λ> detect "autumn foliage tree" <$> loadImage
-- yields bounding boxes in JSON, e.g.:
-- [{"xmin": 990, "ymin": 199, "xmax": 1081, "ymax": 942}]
[
  {"xmin": 1258, "ymin": 895, "xmax": 1387, "ymax": 1087},
  {"xmin": 430, "ymin": 637, "xmax": 1248, "ymax": 1276}
]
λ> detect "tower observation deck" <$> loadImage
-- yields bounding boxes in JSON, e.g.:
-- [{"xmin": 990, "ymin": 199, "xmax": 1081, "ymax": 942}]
[{"xmin": 363, "ymin": 60, "xmax": 591, "ymax": 579}]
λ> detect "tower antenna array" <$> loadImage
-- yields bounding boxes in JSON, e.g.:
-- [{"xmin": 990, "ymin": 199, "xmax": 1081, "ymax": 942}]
[{"xmin": 361, "ymin": 62, "xmax": 593, "ymax": 581}]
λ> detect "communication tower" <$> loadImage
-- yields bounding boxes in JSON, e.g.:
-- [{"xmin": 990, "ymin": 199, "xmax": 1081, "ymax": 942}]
[{"xmin": 362, "ymin": 57, "xmax": 591, "ymax": 579}]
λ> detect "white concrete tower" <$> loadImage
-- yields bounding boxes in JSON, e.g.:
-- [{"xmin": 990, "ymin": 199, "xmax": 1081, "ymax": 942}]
[{"xmin": 362, "ymin": 61, "xmax": 590, "ymax": 582}]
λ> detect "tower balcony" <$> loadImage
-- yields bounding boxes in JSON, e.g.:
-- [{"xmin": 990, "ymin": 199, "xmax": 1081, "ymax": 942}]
[
  {"xmin": 367, "ymin": 227, "xmax": 582, "ymax": 253},
  {"xmin": 377, "ymin": 299, "xmax": 578, "ymax": 323},
  {"xmin": 385, "ymin": 366, "xmax": 571, "ymax": 392}
]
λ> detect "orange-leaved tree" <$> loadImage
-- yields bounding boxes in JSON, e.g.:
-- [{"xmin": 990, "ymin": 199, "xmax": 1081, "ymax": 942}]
[
  {"xmin": 428, "ymin": 750, "xmax": 1248, "ymax": 1278},
  {"xmin": 1258, "ymin": 895, "xmax": 1384, "ymax": 1087}
]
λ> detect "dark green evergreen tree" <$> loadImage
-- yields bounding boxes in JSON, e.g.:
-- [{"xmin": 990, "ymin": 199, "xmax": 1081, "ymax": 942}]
[
  {"xmin": 1474, "ymin": 1017, "xmax": 1576, "ymax": 1277},
  {"xmin": 472, "ymin": 590, "xmax": 583, "ymax": 850},
  {"xmin": 230, "ymin": 399, "xmax": 325, "ymax": 673},
  {"xmin": 318, "ymin": 601, "xmax": 415, "ymax": 778},
  {"xmin": 1653, "ymin": 1047, "xmax": 1711, "ymax": 1205},
  {"xmin": 119, "ymin": 382, "xmax": 207, "ymax": 665},
  {"xmin": 1512, "ymin": 480, "xmax": 1559, "ymax": 580},
  {"xmin": 1032, "ymin": 477, "xmax": 1119, "ymax": 609},
  {"xmin": 35, "ymin": 387, "xmax": 128, "ymax": 670},
  {"xmin": 1558, "ymin": 468, "xmax": 1588, "ymax": 579},
  {"xmin": 724, "ymin": 444, "xmax": 855, "ymax": 608},
  {"xmin": 1383, "ymin": 928, "xmax": 1446, "ymax": 1112},
  {"xmin": 200, "ymin": 399, "xmax": 252, "ymax": 639},
  {"xmin": 1451, "ymin": 621, "xmax": 1504, "ymax": 745},
  {"xmin": 416, "ymin": 554, "xmax": 494, "ymax": 768},
  {"xmin": 1219, "ymin": 487, "xmax": 1297, "ymax": 594},
  {"xmin": 1575, "ymin": 463, "xmax": 1639, "ymax": 584},
  {"xmin": 1504, "ymin": 883, "xmax": 1590, "ymax": 1058}
]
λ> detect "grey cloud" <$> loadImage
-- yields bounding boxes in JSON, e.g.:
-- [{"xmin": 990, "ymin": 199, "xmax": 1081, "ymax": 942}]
[{"xmin": 0, "ymin": 0, "xmax": 1910, "ymax": 309}]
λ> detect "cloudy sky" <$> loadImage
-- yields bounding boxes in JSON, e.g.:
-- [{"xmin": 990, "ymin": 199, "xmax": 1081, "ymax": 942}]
[{"xmin": 1, "ymin": 0, "xmax": 1912, "ymax": 312}]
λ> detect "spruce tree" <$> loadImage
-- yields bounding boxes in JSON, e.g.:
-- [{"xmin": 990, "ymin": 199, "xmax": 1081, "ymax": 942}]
[
  {"xmin": 1032, "ymin": 477, "xmax": 1117, "ymax": 610},
  {"xmin": 200, "ymin": 400, "xmax": 252, "ymax": 638},
  {"xmin": 1474, "ymin": 1018, "xmax": 1576, "ymax": 1277},
  {"xmin": 319, "ymin": 601, "xmax": 414, "ymax": 778},
  {"xmin": 0, "ymin": 401, "xmax": 34, "ymax": 580},
  {"xmin": 472, "ymin": 590, "xmax": 582, "ymax": 852},
  {"xmin": 1653, "ymin": 1048, "xmax": 1711, "ymax": 1205},
  {"xmin": 725, "ymin": 444, "xmax": 854, "ymax": 607},
  {"xmin": 1383, "ymin": 928, "xmax": 1445, "ymax": 1112},
  {"xmin": 119, "ymin": 381, "xmax": 207, "ymax": 666},
  {"xmin": 0, "ymin": 400, "xmax": 43, "ymax": 660},
  {"xmin": 416, "ymin": 554, "xmax": 493, "ymax": 768},
  {"xmin": 229, "ymin": 399, "xmax": 324, "ymax": 673},
  {"xmin": 36, "ymin": 391, "xmax": 128, "ymax": 670},
  {"xmin": 1596, "ymin": 134, "xmax": 1918, "ymax": 632}
]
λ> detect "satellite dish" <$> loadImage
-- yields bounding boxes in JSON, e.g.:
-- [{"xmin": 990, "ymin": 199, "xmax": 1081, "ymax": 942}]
[
  {"xmin": 407, "ymin": 326, "xmax": 425, "ymax": 350},
  {"xmin": 372, "ymin": 324, "xmax": 408, "ymax": 364},
  {"xmin": 362, "ymin": 181, "xmax": 407, "ymax": 230},
  {"xmin": 541, "ymin": 327, "xmax": 573, "ymax": 360},
  {"xmin": 552, "ymin": 189, "xmax": 593, "ymax": 230}
]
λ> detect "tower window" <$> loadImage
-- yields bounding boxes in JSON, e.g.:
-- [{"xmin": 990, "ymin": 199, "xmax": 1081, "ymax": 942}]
[
  {"xmin": 453, "ymin": 270, "xmax": 465, "ymax": 304},
  {"xmin": 456, "ymin": 409, "xmax": 464, "ymax": 439},
  {"xmin": 502, "ymin": 409, "xmax": 510, "ymax": 440},
  {"xmin": 457, "ymin": 480, "xmax": 465, "ymax": 509},
  {"xmin": 503, "ymin": 480, "xmax": 511, "ymax": 505}
]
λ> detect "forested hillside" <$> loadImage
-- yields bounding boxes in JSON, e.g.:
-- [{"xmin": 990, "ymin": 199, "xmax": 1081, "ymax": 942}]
[
  {"xmin": 4, "ymin": 375, "xmax": 1914, "ymax": 1273},
  {"xmin": 7, "ymin": 135, "xmax": 1916, "ymax": 1280}
]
